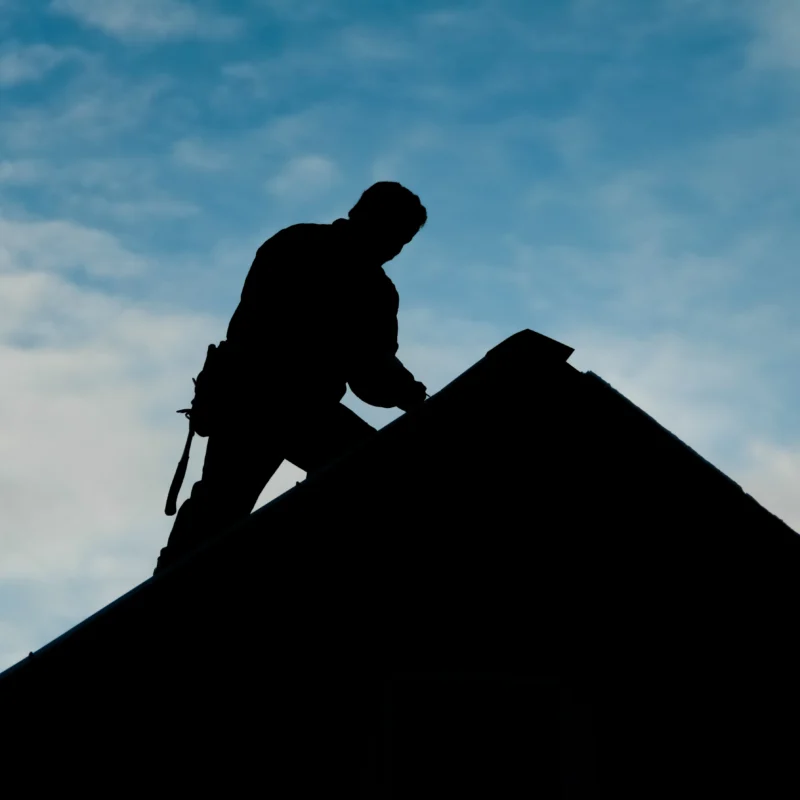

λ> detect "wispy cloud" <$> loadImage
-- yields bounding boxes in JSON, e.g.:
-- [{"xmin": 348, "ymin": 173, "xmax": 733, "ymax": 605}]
[
  {"xmin": 0, "ymin": 72, "xmax": 172, "ymax": 153},
  {"xmin": 745, "ymin": 0, "xmax": 800, "ymax": 71},
  {"xmin": 0, "ymin": 218, "xmax": 148, "ymax": 278},
  {"xmin": 253, "ymin": 0, "xmax": 344, "ymax": 23},
  {"xmin": 0, "ymin": 42, "xmax": 86, "ymax": 86},
  {"xmin": 338, "ymin": 25, "xmax": 412, "ymax": 61},
  {"xmin": 172, "ymin": 138, "xmax": 230, "ymax": 172},
  {"xmin": 0, "ymin": 221, "xmax": 305, "ymax": 668},
  {"xmin": 0, "ymin": 267, "xmax": 212, "ymax": 661},
  {"xmin": 82, "ymin": 196, "xmax": 201, "ymax": 222},
  {"xmin": 0, "ymin": 154, "xmax": 202, "ymax": 231},
  {"xmin": 565, "ymin": 328, "xmax": 765, "ymax": 459},
  {"xmin": 266, "ymin": 155, "xmax": 340, "ymax": 201},
  {"xmin": 738, "ymin": 440, "xmax": 800, "ymax": 526},
  {"xmin": 50, "ymin": 0, "xmax": 241, "ymax": 42},
  {"xmin": 0, "ymin": 159, "xmax": 44, "ymax": 185},
  {"xmin": 563, "ymin": 324, "xmax": 800, "ymax": 530}
]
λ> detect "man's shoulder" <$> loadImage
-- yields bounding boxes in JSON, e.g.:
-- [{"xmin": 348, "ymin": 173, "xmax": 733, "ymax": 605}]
[
  {"xmin": 281, "ymin": 221, "xmax": 331, "ymax": 236},
  {"xmin": 257, "ymin": 221, "xmax": 336, "ymax": 252}
]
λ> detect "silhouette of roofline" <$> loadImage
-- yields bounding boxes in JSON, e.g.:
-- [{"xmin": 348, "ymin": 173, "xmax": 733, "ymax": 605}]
[{"xmin": 1, "ymin": 328, "xmax": 798, "ymax": 796}]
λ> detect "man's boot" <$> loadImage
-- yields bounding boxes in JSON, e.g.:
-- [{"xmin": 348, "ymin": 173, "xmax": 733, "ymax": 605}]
[{"xmin": 153, "ymin": 494, "xmax": 203, "ymax": 576}]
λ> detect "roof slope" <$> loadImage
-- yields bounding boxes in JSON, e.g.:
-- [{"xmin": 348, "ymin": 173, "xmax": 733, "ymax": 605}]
[{"xmin": 1, "ymin": 329, "xmax": 797, "ymax": 796}]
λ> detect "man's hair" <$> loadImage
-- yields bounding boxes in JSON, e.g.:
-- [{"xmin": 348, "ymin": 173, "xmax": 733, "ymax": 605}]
[{"xmin": 348, "ymin": 181, "xmax": 427, "ymax": 232}]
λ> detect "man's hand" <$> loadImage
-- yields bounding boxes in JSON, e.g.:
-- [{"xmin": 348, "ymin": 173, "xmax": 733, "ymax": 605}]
[{"xmin": 397, "ymin": 379, "xmax": 427, "ymax": 413}]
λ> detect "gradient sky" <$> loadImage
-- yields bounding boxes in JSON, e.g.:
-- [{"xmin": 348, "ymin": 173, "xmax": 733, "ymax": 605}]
[{"xmin": 1, "ymin": 0, "xmax": 799, "ymax": 670}]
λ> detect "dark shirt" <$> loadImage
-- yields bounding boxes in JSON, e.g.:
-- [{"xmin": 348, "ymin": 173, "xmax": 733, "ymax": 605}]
[{"xmin": 224, "ymin": 218, "xmax": 418, "ymax": 407}]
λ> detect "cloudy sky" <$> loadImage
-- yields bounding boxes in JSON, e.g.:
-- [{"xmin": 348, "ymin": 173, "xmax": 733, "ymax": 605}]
[{"xmin": 1, "ymin": 0, "xmax": 799, "ymax": 670}]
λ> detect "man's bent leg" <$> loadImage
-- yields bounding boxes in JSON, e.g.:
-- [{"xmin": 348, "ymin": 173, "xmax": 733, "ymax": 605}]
[{"xmin": 155, "ymin": 426, "xmax": 284, "ymax": 574}]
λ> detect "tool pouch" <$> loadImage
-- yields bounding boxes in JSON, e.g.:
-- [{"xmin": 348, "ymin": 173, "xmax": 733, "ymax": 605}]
[
  {"xmin": 164, "ymin": 342, "xmax": 227, "ymax": 516},
  {"xmin": 187, "ymin": 342, "xmax": 226, "ymax": 438}
]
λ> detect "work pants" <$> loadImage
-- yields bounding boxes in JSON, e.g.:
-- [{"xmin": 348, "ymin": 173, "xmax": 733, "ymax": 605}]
[{"xmin": 155, "ymin": 400, "xmax": 376, "ymax": 574}]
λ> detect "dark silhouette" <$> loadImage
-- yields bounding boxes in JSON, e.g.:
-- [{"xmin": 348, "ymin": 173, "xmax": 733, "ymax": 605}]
[
  {"xmin": 155, "ymin": 182, "xmax": 429, "ymax": 574},
  {"xmin": 2, "ymin": 329, "xmax": 800, "ymax": 795}
]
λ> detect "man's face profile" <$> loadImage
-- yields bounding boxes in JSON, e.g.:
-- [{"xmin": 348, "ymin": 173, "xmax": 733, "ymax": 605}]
[{"xmin": 355, "ymin": 214, "xmax": 417, "ymax": 263}]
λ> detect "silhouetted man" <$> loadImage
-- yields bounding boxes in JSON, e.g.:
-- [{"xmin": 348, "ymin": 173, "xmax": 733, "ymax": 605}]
[{"xmin": 154, "ymin": 182, "xmax": 428, "ymax": 574}]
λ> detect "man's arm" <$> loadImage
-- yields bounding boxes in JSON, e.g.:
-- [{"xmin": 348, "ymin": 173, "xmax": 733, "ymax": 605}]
[
  {"xmin": 348, "ymin": 355, "xmax": 426, "ymax": 409},
  {"xmin": 345, "ymin": 273, "xmax": 426, "ymax": 410}
]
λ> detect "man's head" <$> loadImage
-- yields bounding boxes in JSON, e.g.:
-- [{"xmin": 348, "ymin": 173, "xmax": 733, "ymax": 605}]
[{"xmin": 347, "ymin": 181, "xmax": 427, "ymax": 263}]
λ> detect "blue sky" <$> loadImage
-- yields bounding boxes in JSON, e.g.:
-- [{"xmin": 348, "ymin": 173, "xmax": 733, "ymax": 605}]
[{"xmin": 1, "ymin": 0, "xmax": 799, "ymax": 669}]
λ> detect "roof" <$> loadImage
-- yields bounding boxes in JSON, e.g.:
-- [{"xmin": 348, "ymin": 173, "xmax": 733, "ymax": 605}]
[{"xmin": 1, "ymin": 328, "xmax": 798, "ymax": 795}]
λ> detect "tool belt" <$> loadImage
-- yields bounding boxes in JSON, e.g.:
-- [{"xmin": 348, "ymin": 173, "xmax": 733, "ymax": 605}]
[{"xmin": 164, "ymin": 341, "xmax": 228, "ymax": 516}]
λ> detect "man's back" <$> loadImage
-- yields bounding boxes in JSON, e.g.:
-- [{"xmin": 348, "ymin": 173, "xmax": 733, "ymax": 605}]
[{"xmin": 224, "ymin": 219, "xmax": 401, "ymax": 404}]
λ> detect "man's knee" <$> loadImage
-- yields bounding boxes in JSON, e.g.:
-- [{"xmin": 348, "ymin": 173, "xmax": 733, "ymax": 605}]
[{"xmin": 185, "ymin": 476, "xmax": 256, "ymax": 521}]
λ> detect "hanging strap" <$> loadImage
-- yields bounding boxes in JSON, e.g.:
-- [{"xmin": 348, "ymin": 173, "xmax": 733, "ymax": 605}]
[{"xmin": 165, "ymin": 409, "xmax": 194, "ymax": 516}]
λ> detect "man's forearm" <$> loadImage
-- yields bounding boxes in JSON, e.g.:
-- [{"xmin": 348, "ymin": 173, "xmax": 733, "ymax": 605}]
[{"xmin": 348, "ymin": 355, "xmax": 421, "ymax": 408}]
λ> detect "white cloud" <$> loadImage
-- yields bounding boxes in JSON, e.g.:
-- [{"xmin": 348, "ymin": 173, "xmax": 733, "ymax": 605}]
[
  {"xmin": 0, "ymin": 265, "xmax": 217, "ymax": 642},
  {"xmin": 85, "ymin": 197, "xmax": 201, "ymax": 221},
  {"xmin": 0, "ymin": 621, "xmax": 30, "ymax": 669},
  {"xmin": 221, "ymin": 61, "xmax": 261, "ymax": 81},
  {"xmin": 172, "ymin": 138, "xmax": 230, "ymax": 172},
  {"xmin": 368, "ymin": 122, "xmax": 447, "ymax": 183},
  {"xmin": 746, "ymin": 0, "xmax": 800, "ymax": 71},
  {"xmin": 416, "ymin": 9, "xmax": 470, "ymax": 29},
  {"xmin": 0, "ymin": 217, "xmax": 147, "ymax": 277},
  {"xmin": 737, "ymin": 440, "xmax": 800, "ymax": 527},
  {"xmin": 266, "ymin": 155, "xmax": 340, "ymax": 201},
  {"xmin": 49, "ymin": 0, "xmax": 241, "ymax": 42},
  {"xmin": 0, "ymin": 43, "xmax": 84, "ymax": 86},
  {"xmin": 0, "ymin": 159, "xmax": 44, "ymax": 185},
  {"xmin": 0, "ymin": 156, "xmax": 200, "ymax": 223},
  {"xmin": 259, "ymin": 107, "xmax": 332, "ymax": 149},
  {"xmin": 565, "ymin": 329, "xmax": 753, "ymax": 458},
  {"xmin": 398, "ymin": 308, "xmax": 503, "ymax": 386},
  {"xmin": 657, "ymin": 0, "xmax": 800, "ymax": 75},
  {"xmin": 561, "ymin": 324, "xmax": 800, "ymax": 533},
  {"xmin": 339, "ymin": 26, "xmax": 411, "ymax": 61},
  {"xmin": 0, "ymin": 232, "xmax": 304, "ymax": 669},
  {"xmin": 254, "ymin": 0, "xmax": 342, "ymax": 23},
  {"xmin": 58, "ymin": 75, "xmax": 170, "ymax": 135},
  {"xmin": 0, "ymin": 74, "xmax": 171, "ymax": 153}
]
